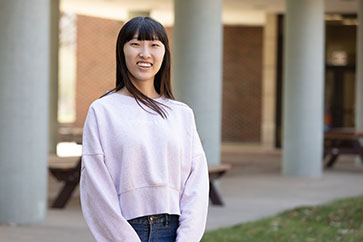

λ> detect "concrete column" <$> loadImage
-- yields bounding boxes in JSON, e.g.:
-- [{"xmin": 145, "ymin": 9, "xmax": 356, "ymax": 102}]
[
  {"xmin": 49, "ymin": 0, "xmax": 60, "ymax": 154},
  {"xmin": 355, "ymin": 0, "xmax": 363, "ymax": 167},
  {"xmin": 261, "ymin": 14, "xmax": 278, "ymax": 149},
  {"xmin": 282, "ymin": 0, "xmax": 325, "ymax": 177},
  {"xmin": 0, "ymin": 0, "xmax": 50, "ymax": 224},
  {"xmin": 128, "ymin": 10, "xmax": 150, "ymax": 19},
  {"xmin": 356, "ymin": 0, "xmax": 363, "ymax": 130},
  {"xmin": 173, "ymin": 0, "xmax": 223, "ymax": 166}
]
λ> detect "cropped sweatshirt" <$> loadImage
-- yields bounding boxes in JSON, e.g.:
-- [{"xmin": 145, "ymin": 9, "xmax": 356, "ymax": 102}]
[{"xmin": 80, "ymin": 93, "xmax": 209, "ymax": 242}]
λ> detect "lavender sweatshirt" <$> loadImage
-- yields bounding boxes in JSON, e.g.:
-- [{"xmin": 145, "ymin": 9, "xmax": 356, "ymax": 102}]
[{"xmin": 80, "ymin": 93, "xmax": 209, "ymax": 242}]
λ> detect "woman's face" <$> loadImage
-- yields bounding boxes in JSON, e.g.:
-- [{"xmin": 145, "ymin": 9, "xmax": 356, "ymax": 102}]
[{"xmin": 123, "ymin": 35, "xmax": 165, "ymax": 84}]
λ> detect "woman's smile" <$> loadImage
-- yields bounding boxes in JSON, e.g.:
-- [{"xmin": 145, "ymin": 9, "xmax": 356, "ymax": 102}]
[{"xmin": 137, "ymin": 61, "xmax": 153, "ymax": 69}]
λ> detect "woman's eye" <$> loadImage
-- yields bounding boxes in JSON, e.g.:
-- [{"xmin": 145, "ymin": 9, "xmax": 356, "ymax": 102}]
[
  {"xmin": 151, "ymin": 43, "xmax": 160, "ymax": 47},
  {"xmin": 130, "ymin": 42, "xmax": 139, "ymax": 46}
]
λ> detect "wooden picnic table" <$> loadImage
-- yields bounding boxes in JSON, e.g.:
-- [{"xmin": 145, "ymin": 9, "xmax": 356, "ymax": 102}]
[
  {"xmin": 323, "ymin": 128, "xmax": 363, "ymax": 168},
  {"xmin": 49, "ymin": 156, "xmax": 231, "ymax": 208}
]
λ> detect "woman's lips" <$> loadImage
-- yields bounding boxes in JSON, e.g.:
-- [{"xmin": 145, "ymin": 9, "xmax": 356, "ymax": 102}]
[{"xmin": 137, "ymin": 61, "xmax": 152, "ymax": 68}]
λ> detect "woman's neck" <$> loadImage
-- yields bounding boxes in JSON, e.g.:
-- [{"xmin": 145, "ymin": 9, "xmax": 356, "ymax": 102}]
[{"xmin": 117, "ymin": 83, "xmax": 160, "ymax": 99}]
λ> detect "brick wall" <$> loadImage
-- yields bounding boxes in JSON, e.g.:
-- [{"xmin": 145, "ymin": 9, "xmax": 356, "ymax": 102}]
[
  {"xmin": 75, "ymin": 15, "xmax": 263, "ymax": 142},
  {"xmin": 222, "ymin": 26, "xmax": 263, "ymax": 142},
  {"xmin": 75, "ymin": 15, "xmax": 123, "ymax": 128}
]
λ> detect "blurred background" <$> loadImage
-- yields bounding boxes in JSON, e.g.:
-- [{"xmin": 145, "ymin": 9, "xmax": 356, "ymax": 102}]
[
  {"xmin": 57, "ymin": 0, "xmax": 358, "ymax": 151},
  {"xmin": 1, "ymin": 0, "xmax": 363, "ymax": 241}
]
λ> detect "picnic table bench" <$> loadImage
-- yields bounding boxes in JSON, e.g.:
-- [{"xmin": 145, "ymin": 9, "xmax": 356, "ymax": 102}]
[
  {"xmin": 324, "ymin": 128, "xmax": 363, "ymax": 168},
  {"xmin": 208, "ymin": 164, "xmax": 231, "ymax": 205},
  {"xmin": 49, "ymin": 156, "xmax": 81, "ymax": 208},
  {"xmin": 49, "ymin": 157, "xmax": 231, "ymax": 208}
]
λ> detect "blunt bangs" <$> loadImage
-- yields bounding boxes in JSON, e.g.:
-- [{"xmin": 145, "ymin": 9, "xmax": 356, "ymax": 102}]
[{"xmin": 122, "ymin": 17, "xmax": 168, "ymax": 45}]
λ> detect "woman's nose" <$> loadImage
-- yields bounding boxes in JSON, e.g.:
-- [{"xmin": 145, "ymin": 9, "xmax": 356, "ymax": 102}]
[{"xmin": 139, "ymin": 46, "xmax": 151, "ymax": 58}]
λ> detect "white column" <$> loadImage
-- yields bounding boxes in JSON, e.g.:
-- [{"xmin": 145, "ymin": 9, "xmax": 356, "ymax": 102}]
[
  {"xmin": 261, "ymin": 14, "xmax": 278, "ymax": 149},
  {"xmin": 49, "ymin": 0, "xmax": 60, "ymax": 154},
  {"xmin": 356, "ymin": 0, "xmax": 363, "ymax": 130},
  {"xmin": 0, "ymin": 0, "xmax": 50, "ymax": 224},
  {"xmin": 173, "ymin": 0, "xmax": 223, "ymax": 166},
  {"xmin": 282, "ymin": 0, "xmax": 325, "ymax": 177}
]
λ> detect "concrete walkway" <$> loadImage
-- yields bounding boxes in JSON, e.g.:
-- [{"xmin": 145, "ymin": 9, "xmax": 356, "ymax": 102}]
[
  {"xmin": 208, "ymin": 148, "xmax": 363, "ymax": 230},
  {"xmin": 1, "ymin": 147, "xmax": 362, "ymax": 242}
]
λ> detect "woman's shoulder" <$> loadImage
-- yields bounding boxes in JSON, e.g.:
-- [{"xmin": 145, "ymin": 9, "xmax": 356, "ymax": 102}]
[
  {"xmin": 167, "ymin": 99, "xmax": 193, "ymax": 113},
  {"xmin": 88, "ymin": 92, "xmax": 114, "ymax": 109},
  {"xmin": 87, "ymin": 92, "xmax": 133, "ymax": 116},
  {"xmin": 166, "ymin": 99, "xmax": 197, "ymax": 123}
]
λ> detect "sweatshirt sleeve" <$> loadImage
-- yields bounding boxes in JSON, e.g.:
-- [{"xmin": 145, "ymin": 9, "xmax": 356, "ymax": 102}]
[
  {"xmin": 80, "ymin": 106, "xmax": 141, "ymax": 242},
  {"xmin": 176, "ymin": 110, "xmax": 210, "ymax": 242}
]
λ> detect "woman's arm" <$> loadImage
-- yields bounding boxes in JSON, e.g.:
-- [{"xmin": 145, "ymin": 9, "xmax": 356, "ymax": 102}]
[
  {"xmin": 80, "ymin": 106, "xmax": 141, "ymax": 242},
  {"xmin": 176, "ymin": 110, "xmax": 210, "ymax": 242}
]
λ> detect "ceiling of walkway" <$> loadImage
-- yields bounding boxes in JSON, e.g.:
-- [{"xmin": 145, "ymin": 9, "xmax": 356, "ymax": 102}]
[{"xmin": 61, "ymin": 0, "xmax": 358, "ymax": 25}]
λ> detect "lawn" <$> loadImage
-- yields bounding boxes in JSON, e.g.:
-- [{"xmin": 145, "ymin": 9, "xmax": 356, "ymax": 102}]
[{"xmin": 202, "ymin": 196, "xmax": 363, "ymax": 242}]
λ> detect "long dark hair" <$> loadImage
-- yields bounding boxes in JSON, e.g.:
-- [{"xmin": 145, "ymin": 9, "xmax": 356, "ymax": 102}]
[{"xmin": 105, "ymin": 17, "xmax": 174, "ymax": 118}]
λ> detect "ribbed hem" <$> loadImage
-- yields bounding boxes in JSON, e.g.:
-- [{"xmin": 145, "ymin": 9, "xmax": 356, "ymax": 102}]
[{"xmin": 118, "ymin": 186, "xmax": 181, "ymax": 220}]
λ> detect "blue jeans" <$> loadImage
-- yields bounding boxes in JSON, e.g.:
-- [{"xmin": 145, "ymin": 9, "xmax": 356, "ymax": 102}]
[{"xmin": 128, "ymin": 213, "xmax": 179, "ymax": 242}]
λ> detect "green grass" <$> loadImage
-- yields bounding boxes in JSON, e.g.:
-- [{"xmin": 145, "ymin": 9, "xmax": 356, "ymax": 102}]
[{"xmin": 202, "ymin": 196, "xmax": 363, "ymax": 242}]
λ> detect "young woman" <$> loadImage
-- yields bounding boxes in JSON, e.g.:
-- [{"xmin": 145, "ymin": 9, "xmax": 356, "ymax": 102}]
[{"xmin": 80, "ymin": 17, "xmax": 209, "ymax": 242}]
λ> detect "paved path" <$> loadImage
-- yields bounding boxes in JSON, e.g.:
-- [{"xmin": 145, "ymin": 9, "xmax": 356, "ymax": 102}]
[{"xmin": 1, "ymin": 149, "xmax": 362, "ymax": 242}]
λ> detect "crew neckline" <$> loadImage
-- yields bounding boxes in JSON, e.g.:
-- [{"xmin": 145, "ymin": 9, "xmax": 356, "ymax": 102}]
[
  {"xmin": 115, "ymin": 92, "xmax": 162, "ymax": 100},
  {"xmin": 111, "ymin": 92, "xmax": 168, "ymax": 104}
]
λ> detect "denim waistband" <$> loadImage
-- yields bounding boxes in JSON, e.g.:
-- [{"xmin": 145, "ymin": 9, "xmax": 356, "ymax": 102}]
[{"xmin": 127, "ymin": 213, "xmax": 179, "ymax": 225}]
